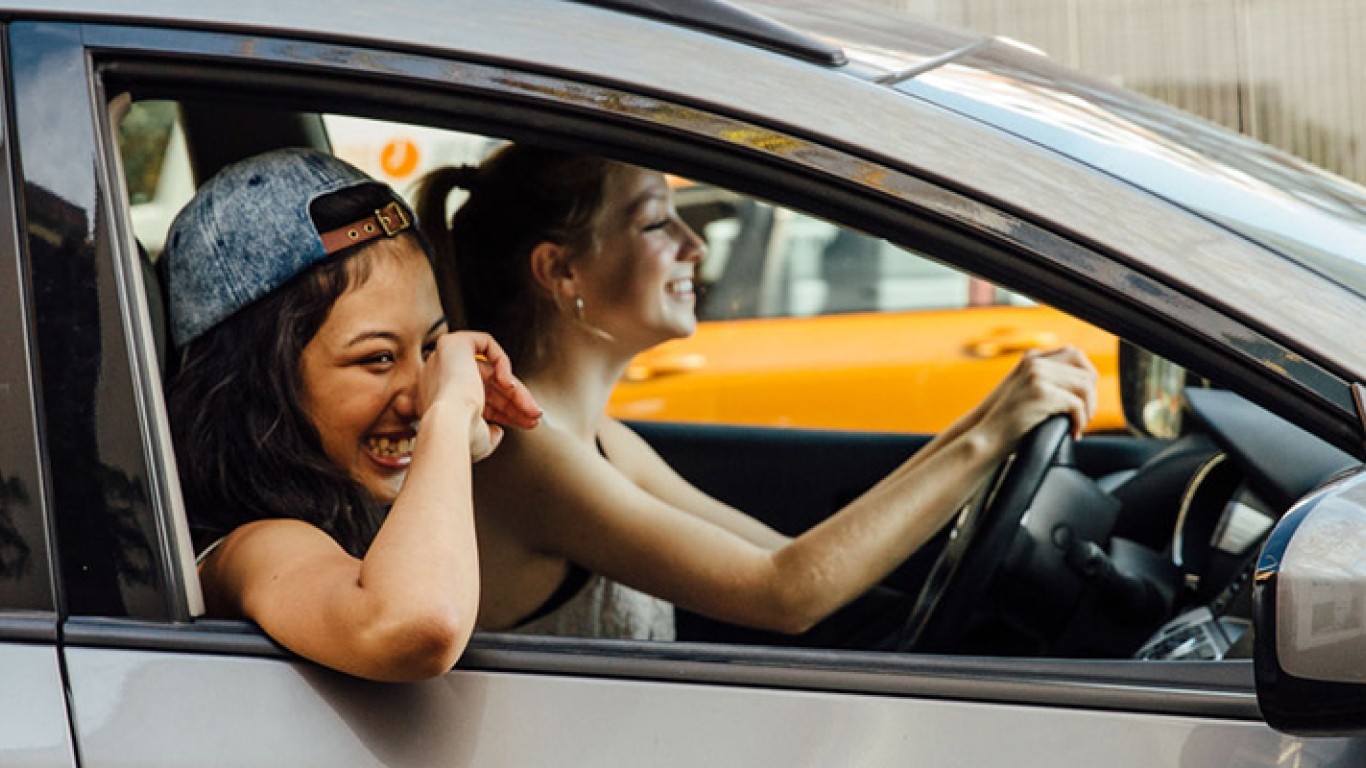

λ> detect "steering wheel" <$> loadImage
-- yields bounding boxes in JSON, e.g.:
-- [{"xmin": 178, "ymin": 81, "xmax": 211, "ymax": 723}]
[{"xmin": 896, "ymin": 415, "xmax": 1074, "ymax": 652}]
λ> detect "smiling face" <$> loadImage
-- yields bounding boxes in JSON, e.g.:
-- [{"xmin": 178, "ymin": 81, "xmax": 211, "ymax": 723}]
[
  {"xmin": 298, "ymin": 237, "xmax": 446, "ymax": 504},
  {"xmin": 573, "ymin": 166, "xmax": 706, "ymax": 350}
]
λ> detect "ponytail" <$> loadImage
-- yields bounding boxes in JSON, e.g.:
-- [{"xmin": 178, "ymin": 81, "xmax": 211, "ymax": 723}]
[{"xmin": 415, "ymin": 146, "xmax": 619, "ymax": 366}]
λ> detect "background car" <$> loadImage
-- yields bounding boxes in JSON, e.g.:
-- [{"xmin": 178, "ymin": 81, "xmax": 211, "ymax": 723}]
[
  {"xmin": 609, "ymin": 182, "xmax": 1124, "ymax": 432},
  {"xmin": 3, "ymin": 0, "xmax": 1366, "ymax": 766}
]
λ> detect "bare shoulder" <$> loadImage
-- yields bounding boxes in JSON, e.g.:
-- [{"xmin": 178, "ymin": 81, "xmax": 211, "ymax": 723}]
[
  {"xmin": 596, "ymin": 417, "xmax": 671, "ymax": 484},
  {"xmin": 480, "ymin": 418, "xmax": 601, "ymax": 476},
  {"xmin": 597, "ymin": 416, "xmax": 644, "ymax": 448},
  {"xmin": 207, "ymin": 518, "xmax": 339, "ymax": 565},
  {"xmin": 198, "ymin": 518, "xmax": 348, "ymax": 616},
  {"xmin": 473, "ymin": 416, "xmax": 671, "ymax": 546},
  {"xmin": 473, "ymin": 421, "xmax": 604, "ymax": 512}
]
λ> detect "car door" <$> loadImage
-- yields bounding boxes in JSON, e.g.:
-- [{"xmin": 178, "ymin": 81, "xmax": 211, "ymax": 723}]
[{"xmin": 13, "ymin": 9, "xmax": 1366, "ymax": 767}]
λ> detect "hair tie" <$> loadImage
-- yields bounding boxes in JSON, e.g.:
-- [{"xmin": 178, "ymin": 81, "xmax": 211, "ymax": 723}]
[{"xmin": 450, "ymin": 164, "xmax": 481, "ymax": 191}]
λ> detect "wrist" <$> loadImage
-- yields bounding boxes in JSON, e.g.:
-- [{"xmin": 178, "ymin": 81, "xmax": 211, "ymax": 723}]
[
  {"xmin": 962, "ymin": 421, "xmax": 1009, "ymax": 465},
  {"xmin": 420, "ymin": 396, "xmax": 481, "ymax": 433}
]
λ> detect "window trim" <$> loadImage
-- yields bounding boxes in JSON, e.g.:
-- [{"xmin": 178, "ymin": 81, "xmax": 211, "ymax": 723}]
[{"xmin": 95, "ymin": 90, "xmax": 204, "ymax": 619}]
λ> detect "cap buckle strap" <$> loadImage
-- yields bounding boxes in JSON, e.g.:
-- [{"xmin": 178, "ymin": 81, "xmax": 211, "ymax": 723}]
[
  {"xmin": 319, "ymin": 200, "xmax": 413, "ymax": 255},
  {"xmin": 376, "ymin": 201, "xmax": 410, "ymax": 236}
]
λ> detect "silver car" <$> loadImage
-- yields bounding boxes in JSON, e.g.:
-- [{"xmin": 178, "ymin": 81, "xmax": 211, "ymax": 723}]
[{"xmin": 4, "ymin": 0, "xmax": 1366, "ymax": 765}]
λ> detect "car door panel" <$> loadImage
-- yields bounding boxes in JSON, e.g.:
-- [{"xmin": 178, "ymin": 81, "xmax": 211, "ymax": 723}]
[
  {"xmin": 0, "ymin": 643, "xmax": 76, "ymax": 767},
  {"xmin": 61, "ymin": 641, "xmax": 1366, "ymax": 768}
]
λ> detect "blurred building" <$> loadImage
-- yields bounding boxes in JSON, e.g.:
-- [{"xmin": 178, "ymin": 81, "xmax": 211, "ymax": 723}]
[{"xmin": 872, "ymin": 0, "xmax": 1366, "ymax": 184}]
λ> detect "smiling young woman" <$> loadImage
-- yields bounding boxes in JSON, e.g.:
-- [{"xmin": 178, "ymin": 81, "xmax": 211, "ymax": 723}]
[
  {"xmin": 164, "ymin": 149, "xmax": 540, "ymax": 680},
  {"xmin": 416, "ymin": 146, "xmax": 1097, "ymax": 644}
]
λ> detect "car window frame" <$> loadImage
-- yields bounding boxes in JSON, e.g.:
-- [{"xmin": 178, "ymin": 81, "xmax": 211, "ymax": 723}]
[
  {"xmin": 41, "ymin": 19, "xmax": 1364, "ymax": 723},
  {"xmin": 10, "ymin": 21, "xmax": 192, "ymax": 625},
  {"xmin": 0, "ymin": 21, "xmax": 58, "ymax": 640}
]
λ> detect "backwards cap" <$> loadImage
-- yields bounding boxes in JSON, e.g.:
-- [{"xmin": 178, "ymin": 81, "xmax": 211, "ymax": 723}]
[{"xmin": 165, "ymin": 148, "xmax": 414, "ymax": 347}]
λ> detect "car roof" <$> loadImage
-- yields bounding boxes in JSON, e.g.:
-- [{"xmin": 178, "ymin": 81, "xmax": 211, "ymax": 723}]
[{"xmin": 6, "ymin": 0, "xmax": 1366, "ymax": 380}]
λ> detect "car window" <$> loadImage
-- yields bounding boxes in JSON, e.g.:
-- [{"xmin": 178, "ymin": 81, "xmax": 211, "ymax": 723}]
[
  {"xmin": 118, "ymin": 100, "xmax": 178, "ymax": 206},
  {"xmin": 118, "ymin": 100, "xmax": 193, "ymax": 258},
  {"xmin": 323, "ymin": 114, "xmax": 502, "ymax": 199},
  {"xmin": 687, "ymin": 185, "xmax": 1031, "ymax": 323},
  {"xmin": 120, "ymin": 105, "xmax": 1121, "ymax": 437},
  {"xmin": 118, "ymin": 100, "xmax": 1123, "ymax": 630}
]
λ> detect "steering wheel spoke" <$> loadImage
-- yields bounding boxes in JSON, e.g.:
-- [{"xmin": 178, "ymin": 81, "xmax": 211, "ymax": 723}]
[{"xmin": 898, "ymin": 415, "xmax": 1074, "ymax": 652}]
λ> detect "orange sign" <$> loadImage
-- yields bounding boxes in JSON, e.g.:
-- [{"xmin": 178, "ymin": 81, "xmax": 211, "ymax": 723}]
[{"xmin": 380, "ymin": 138, "xmax": 420, "ymax": 178}]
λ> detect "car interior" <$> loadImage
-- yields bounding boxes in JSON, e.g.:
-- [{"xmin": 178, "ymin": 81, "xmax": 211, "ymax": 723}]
[{"xmin": 112, "ymin": 89, "xmax": 1360, "ymax": 667}]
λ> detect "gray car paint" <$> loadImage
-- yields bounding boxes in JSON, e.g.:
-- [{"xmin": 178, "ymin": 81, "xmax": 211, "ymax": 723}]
[
  {"xmin": 64, "ymin": 647, "xmax": 1366, "ymax": 767},
  {"xmin": 0, "ymin": 644, "xmax": 75, "ymax": 767}
]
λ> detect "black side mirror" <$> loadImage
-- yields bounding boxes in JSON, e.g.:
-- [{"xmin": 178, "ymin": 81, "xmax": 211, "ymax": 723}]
[{"xmin": 1118, "ymin": 340, "xmax": 1192, "ymax": 439}]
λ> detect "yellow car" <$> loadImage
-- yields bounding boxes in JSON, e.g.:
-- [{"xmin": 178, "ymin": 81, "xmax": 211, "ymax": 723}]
[{"xmin": 609, "ymin": 186, "xmax": 1121, "ymax": 433}]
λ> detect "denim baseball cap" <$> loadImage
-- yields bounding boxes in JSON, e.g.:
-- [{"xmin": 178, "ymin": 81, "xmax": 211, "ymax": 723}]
[{"xmin": 165, "ymin": 148, "xmax": 414, "ymax": 347}]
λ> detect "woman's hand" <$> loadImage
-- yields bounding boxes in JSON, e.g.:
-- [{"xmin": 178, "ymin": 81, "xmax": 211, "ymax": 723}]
[
  {"xmin": 975, "ymin": 346, "xmax": 1098, "ymax": 444},
  {"xmin": 418, "ymin": 331, "xmax": 541, "ymax": 461}
]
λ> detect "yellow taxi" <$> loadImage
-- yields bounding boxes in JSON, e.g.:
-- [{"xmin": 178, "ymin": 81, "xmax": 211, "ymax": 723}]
[{"xmin": 608, "ymin": 185, "xmax": 1122, "ymax": 433}]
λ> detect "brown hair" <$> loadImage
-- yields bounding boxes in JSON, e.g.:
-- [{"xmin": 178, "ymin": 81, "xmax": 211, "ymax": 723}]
[
  {"xmin": 415, "ymin": 144, "xmax": 620, "ymax": 366},
  {"xmin": 168, "ymin": 182, "xmax": 429, "ymax": 557}
]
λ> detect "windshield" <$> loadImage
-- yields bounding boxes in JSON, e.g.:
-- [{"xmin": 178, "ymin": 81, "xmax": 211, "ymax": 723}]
[{"xmin": 899, "ymin": 41, "xmax": 1366, "ymax": 298}]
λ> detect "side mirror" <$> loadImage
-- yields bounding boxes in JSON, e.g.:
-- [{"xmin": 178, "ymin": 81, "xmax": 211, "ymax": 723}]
[
  {"xmin": 1255, "ymin": 467, "xmax": 1366, "ymax": 735},
  {"xmin": 1118, "ymin": 340, "xmax": 1191, "ymax": 439}
]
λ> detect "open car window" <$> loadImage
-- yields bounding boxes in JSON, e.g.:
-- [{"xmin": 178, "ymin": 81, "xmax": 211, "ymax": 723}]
[
  {"xmin": 119, "ymin": 104, "xmax": 1123, "ymax": 438},
  {"xmin": 114, "ymin": 99, "xmax": 1286, "ymax": 667}
]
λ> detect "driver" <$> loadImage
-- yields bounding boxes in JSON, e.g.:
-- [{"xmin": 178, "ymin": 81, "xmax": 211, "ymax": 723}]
[{"xmin": 415, "ymin": 147, "xmax": 1097, "ymax": 645}]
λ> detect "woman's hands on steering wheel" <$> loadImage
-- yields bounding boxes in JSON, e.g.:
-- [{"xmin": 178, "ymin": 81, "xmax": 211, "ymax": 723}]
[
  {"xmin": 972, "ymin": 346, "xmax": 1098, "ymax": 444},
  {"xmin": 896, "ymin": 347, "xmax": 1098, "ymax": 652}
]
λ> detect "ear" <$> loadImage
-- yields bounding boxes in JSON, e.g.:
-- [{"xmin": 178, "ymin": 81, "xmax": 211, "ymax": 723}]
[{"xmin": 529, "ymin": 241, "xmax": 577, "ymax": 302}]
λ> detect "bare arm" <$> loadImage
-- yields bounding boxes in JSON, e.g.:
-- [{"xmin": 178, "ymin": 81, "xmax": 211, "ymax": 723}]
[
  {"xmin": 200, "ymin": 332, "xmax": 539, "ymax": 681},
  {"xmin": 486, "ymin": 347, "xmax": 1094, "ymax": 635}
]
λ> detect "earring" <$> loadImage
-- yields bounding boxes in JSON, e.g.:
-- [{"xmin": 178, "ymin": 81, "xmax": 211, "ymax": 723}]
[{"xmin": 571, "ymin": 295, "xmax": 615, "ymax": 342}]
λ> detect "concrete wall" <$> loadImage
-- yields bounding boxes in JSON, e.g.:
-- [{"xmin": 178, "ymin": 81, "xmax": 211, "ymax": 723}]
[{"xmin": 869, "ymin": 0, "xmax": 1366, "ymax": 184}]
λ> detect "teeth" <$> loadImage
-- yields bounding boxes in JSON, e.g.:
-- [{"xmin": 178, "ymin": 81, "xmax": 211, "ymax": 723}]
[
  {"xmin": 367, "ymin": 436, "xmax": 414, "ymax": 457},
  {"xmin": 667, "ymin": 278, "xmax": 694, "ymax": 293}
]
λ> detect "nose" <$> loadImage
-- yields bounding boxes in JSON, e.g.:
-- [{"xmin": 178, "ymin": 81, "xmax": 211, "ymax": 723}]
[
  {"xmin": 391, "ymin": 354, "xmax": 422, "ymax": 418},
  {"xmin": 678, "ymin": 221, "xmax": 706, "ymax": 265}
]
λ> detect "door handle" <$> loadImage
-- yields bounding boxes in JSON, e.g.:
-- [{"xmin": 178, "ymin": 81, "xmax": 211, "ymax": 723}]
[
  {"xmin": 966, "ymin": 331, "xmax": 1059, "ymax": 358},
  {"xmin": 624, "ymin": 353, "xmax": 707, "ymax": 382}
]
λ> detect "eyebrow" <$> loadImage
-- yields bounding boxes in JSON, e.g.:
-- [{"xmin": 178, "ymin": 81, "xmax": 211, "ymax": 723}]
[
  {"xmin": 342, "ymin": 317, "xmax": 447, "ymax": 348},
  {"xmin": 624, "ymin": 188, "xmax": 669, "ymax": 218}
]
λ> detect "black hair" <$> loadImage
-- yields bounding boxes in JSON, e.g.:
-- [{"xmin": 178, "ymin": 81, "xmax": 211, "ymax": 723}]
[
  {"xmin": 168, "ymin": 181, "xmax": 425, "ymax": 557},
  {"xmin": 415, "ymin": 145, "xmax": 620, "ymax": 367}
]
